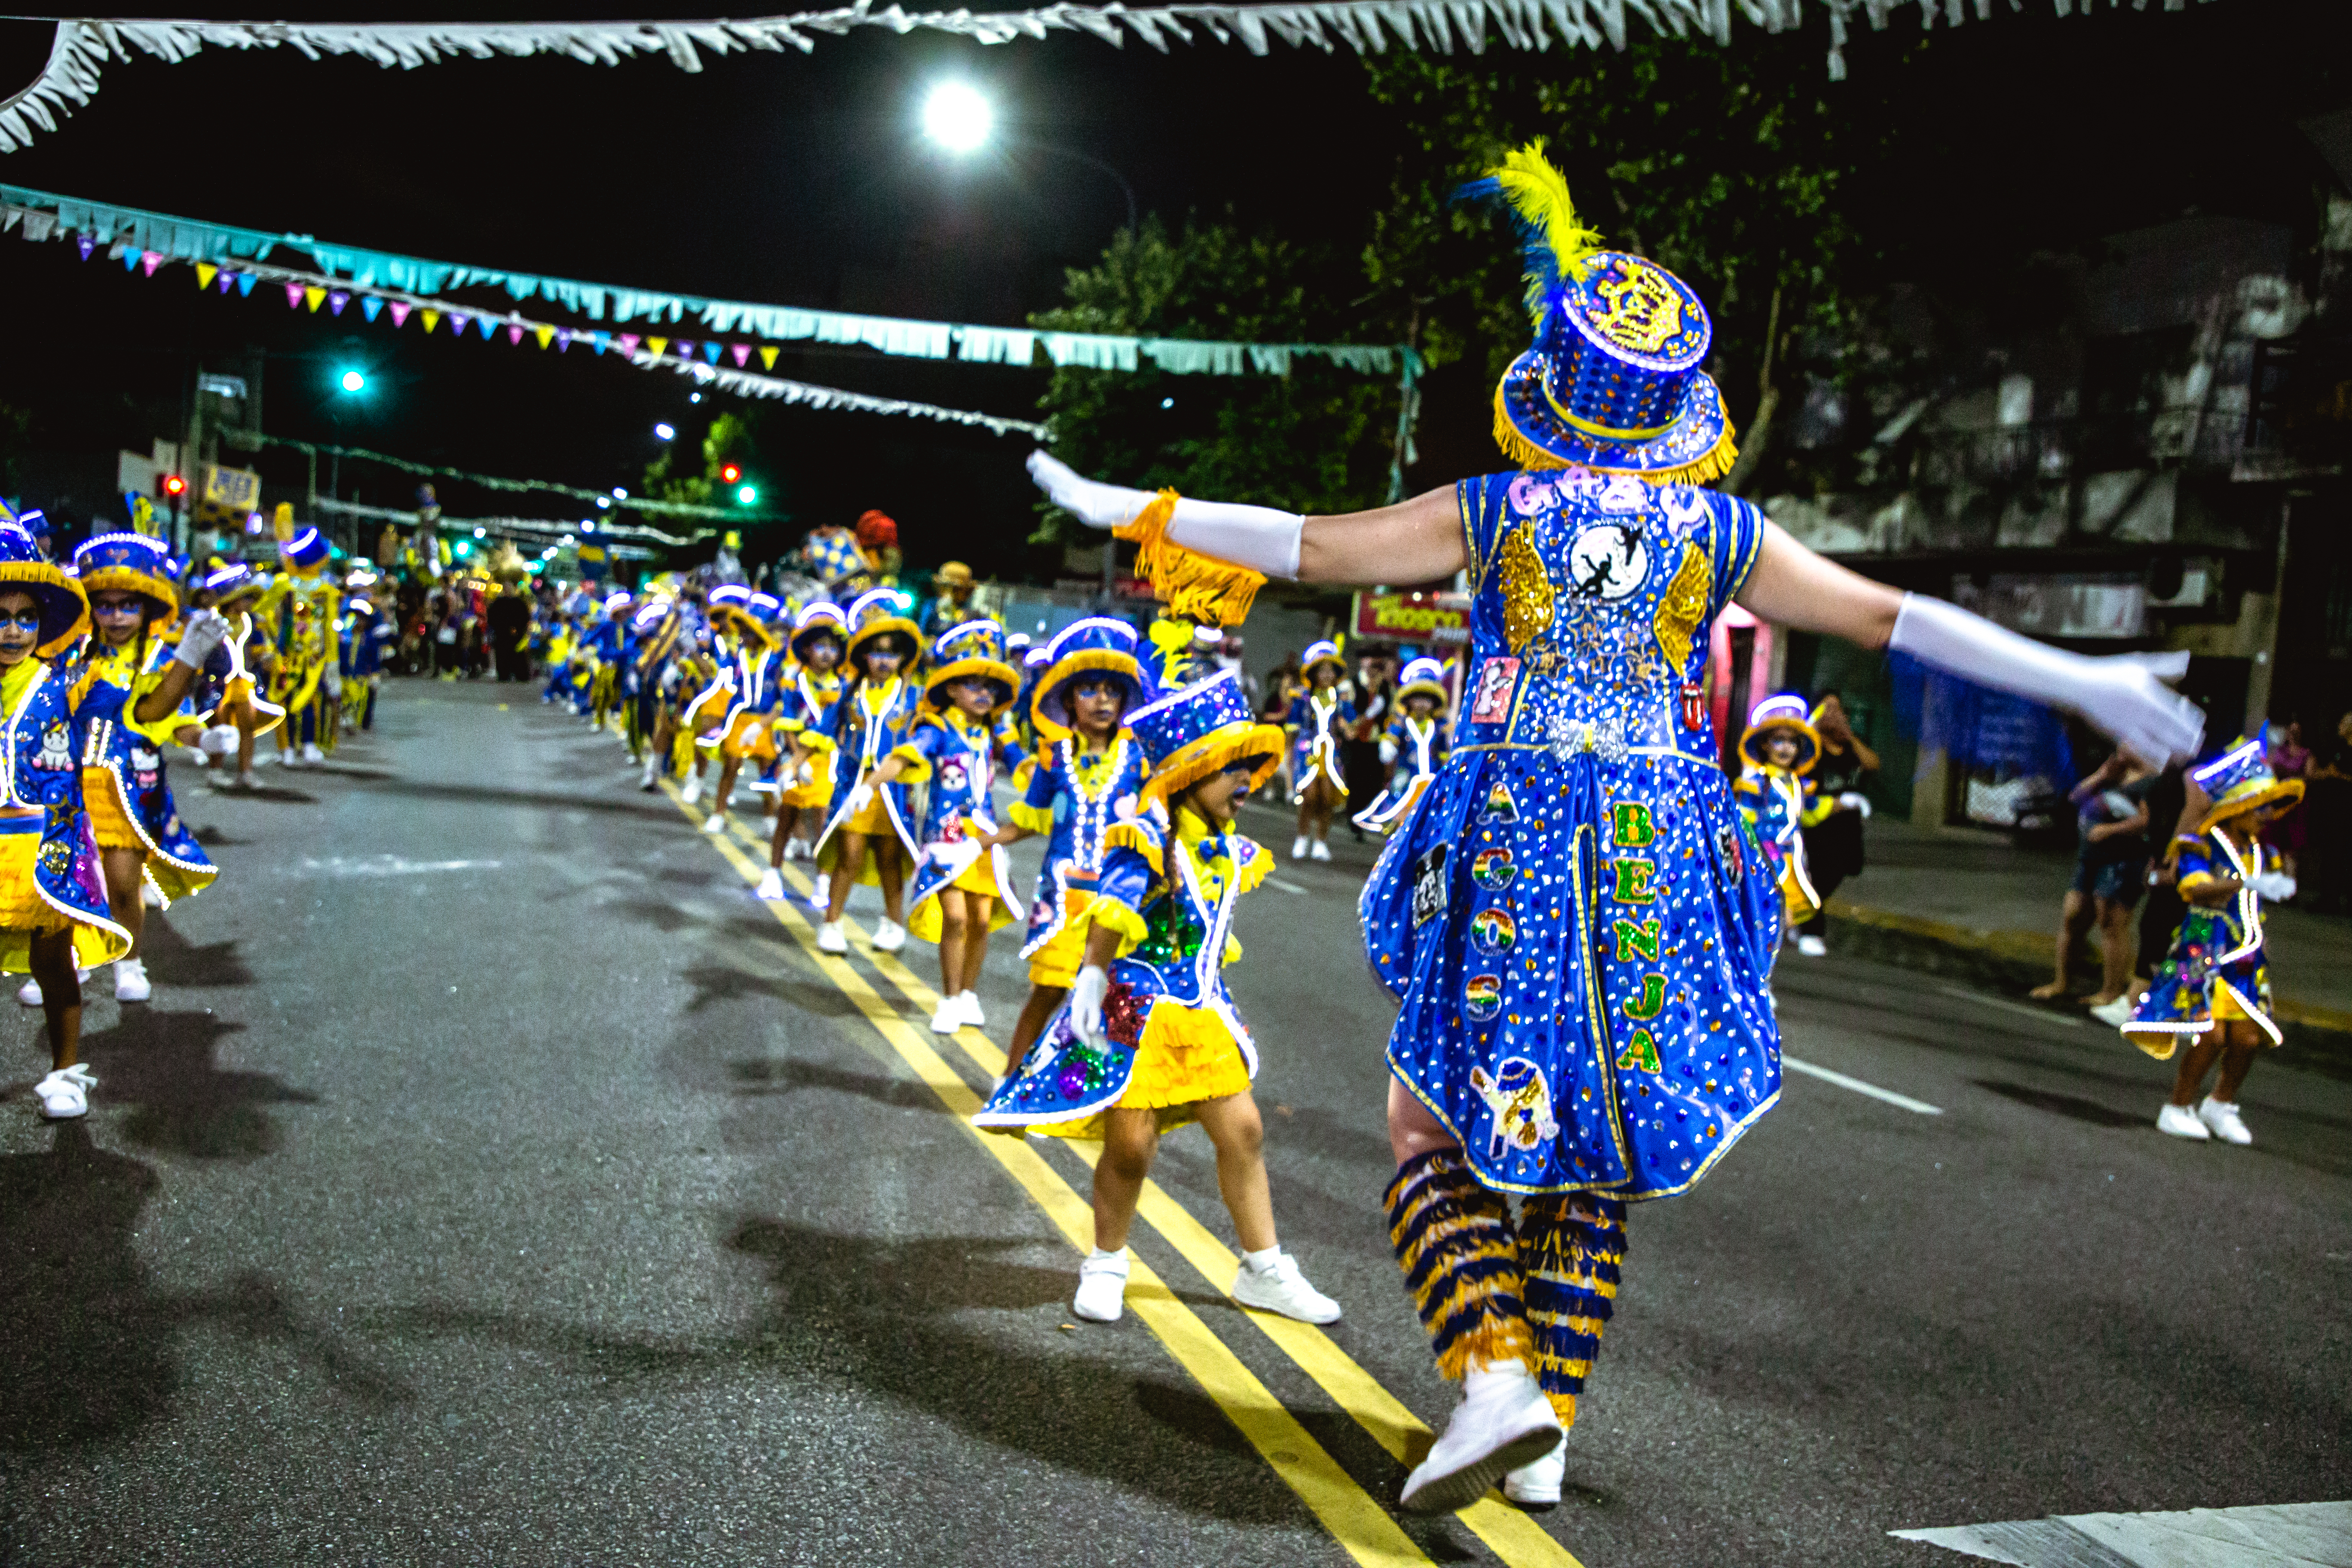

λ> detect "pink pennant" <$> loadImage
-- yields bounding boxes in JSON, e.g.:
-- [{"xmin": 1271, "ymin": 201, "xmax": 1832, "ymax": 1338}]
[
  {"xmin": 449, "ymin": 312, "xmax": 470, "ymax": 336},
  {"xmin": 389, "ymin": 301, "xmax": 412, "ymax": 327},
  {"xmin": 284, "ymin": 282, "xmax": 305, "ymax": 308},
  {"xmin": 617, "ymin": 334, "xmax": 640, "ymax": 356},
  {"xmin": 139, "ymin": 250, "xmax": 163, "ymax": 276},
  {"xmin": 75, "ymin": 236, "xmax": 94, "ymax": 261},
  {"xmin": 506, "ymin": 324, "xmax": 524, "ymax": 346},
  {"xmin": 730, "ymin": 343, "xmax": 750, "ymax": 367},
  {"xmin": 328, "ymin": 290, "xmax": 350, "ymax": 315}
]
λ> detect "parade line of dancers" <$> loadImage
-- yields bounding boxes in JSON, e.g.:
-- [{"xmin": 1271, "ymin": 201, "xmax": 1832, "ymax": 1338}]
[{"xmin": 517, "ymin": 142, "xmax": 2265, "ymax": 1515}]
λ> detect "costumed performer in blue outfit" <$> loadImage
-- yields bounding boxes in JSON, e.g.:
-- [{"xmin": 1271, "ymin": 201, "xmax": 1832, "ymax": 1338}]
[
  {"xmin": 1732, "ymin": 693, "xmax": 1831, "ymax": 952},
  {"xmin": 858, "ymin": 619, "xmax": 1027, "ymax": 1033},
  {"xmin": 2122, "ymin": 737, "xmax": 2301, "ymax": 1146},
  {"xmin": 1353, "ymin": 655, "xmax": 1451, "ymax": 836},
  {"xmin": 974, "ymin": 666, "xmax": 1341, "ymax": 1329},
  {"xmin": 1284, "ymin": 638, "xmax": 1352, "ymax": 861},
  {"xmin": 806, "ymin": 588, "xmax": 925, "ymax": 956},
  {"xmin": 1025, "ymin": 141, "xmax": 2205, "ymax": 1513},
  {"xmin": 0, "ymin": 520, "xmax": 227, "ymax": 1118},
  {"xmin": 759, "ymin": 601, "xmax": 848, "ymax": 900}
]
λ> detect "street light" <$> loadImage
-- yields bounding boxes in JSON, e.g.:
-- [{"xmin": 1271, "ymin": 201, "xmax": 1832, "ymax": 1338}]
[
  {"xmin": 921, "ymin": 81, "xmax": 993, "ymax": 156},
  {"xmin": 736, "ymin": 484, "xmax": 759, "ymax": 505},
  {"xmin": 339, "ymin": 368, "xmax": 366, "ymax": 393},
  {"xmin": 654, "ymin": 423, "xmax": 676, "ymax": 441}
]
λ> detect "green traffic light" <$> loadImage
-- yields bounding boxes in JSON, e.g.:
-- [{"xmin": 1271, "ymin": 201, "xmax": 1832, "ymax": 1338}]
[{"xmin": 736, "ymin": 484, "xmax": 758, "ymax": 505}]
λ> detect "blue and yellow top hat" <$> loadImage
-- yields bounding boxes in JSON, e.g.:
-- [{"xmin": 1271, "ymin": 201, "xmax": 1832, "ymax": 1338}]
[
  {"xmin": 0, "ymin": 522, "xmax": 89, "ymax": 657},
  {"xmin": 279, "ymin": 524, "xmax": 331, "ymax": 573},
  {"xmin": 1300, "ymin": 639, "xmax": 1347, "ymax": 683},
  {"xmin": 2191, "ymin": 736, "xmax": 2304, "ymax": 833},
  {"xmin": 1126, "ymin": 667, "xmax": 1286, "ymax": 811},
  {"xmin": 707, "ymin": 583, "xmax": 756, "ymax": 640},
  {"xmin": 1033, "ymin": 616, "xmax": 1147, "ymax": 741},
  {"xmin": 1739, "ymin": 693, "xmax": 1820, "ymax": 775},
  {"xmin": 844, "ymin": 587, "xmax": 920, "ymax": 673},
  {"xmin": 789, "ymin": 601, "xmax": 848, "ymax": 664},
  {"xmin": 804, "ymin": 528, "xmax": 867, "ymax": 588},
  {"xmin": 745, "ymin": 591, "xmax": 786, "ymax": 642},
  {"xmin": 576, "ymin": 541, "xmax": 611, "ymax": 582},
  {"xmin": 1396, "ymin": 657, "xmax": 1449, "ymax": 706},
  {"xmin": 74, "ymin": 531, "xmax": 181, "ymax": 626},
  {"xmin": 923, "ymin": 617, "xmax": 1019, "ymax": 713},
  {"xmin": 1461, "ymin": 142, "xmax": 1735, "ymax": 487}
]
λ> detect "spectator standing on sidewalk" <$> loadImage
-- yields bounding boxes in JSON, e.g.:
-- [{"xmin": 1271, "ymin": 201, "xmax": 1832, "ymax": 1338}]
[
  {"xmin": 2032, "ymin": 750, "xmax": 2154, "ymax": 1006},
  {"xmin": 2262, "ymin": 717, "xmax": 2311, "ymax": 881},
  {"xmin": 1795, "ymin": 691, "xmax": 1879, "ymax": 956},
  {"xmin": 2304, "ymin": 710, "xmax": 2352, "ymax": 912},
  {"xmin": 1342, "ymin": 649, "xmax": 1395, "ymax": 845}
]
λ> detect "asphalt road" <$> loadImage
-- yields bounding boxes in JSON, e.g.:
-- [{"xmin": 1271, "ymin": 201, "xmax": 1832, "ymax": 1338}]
[{"xmin": 2, "ymin": 679, "xmax": 2343, "ymax": 1568}]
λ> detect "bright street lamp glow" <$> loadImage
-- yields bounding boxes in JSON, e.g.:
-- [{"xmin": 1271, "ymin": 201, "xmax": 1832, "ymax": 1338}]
[
  {"xmin": 611, "ymin": 486, "xmax": 629, "ymax": 500},
  {"xmin": 595, "ymin": 496, "xmax": 612, "ymax": 509},
  {"xmin": 472, "ymin": 526, "xmax": 486, "ymax": 539},
  {"xmin": 338, "ymin": 368, "xmax": 365, "ymax": 392},
  {"xmin": 736, "ymin": 484, "xmax": 759, "ymax": 505},
  {"xmin": 654, "ymin": 423, "xmax": 676, "ymax": 441},
  {"xmin": 922, "ymin": 81, "xmax": 992, "ymax": 155}
]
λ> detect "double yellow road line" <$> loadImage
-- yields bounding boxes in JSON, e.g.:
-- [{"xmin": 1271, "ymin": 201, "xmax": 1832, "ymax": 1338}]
[{"xmin": 659, "ymin": 781, "xmax": 1583, "ymax": 1568}]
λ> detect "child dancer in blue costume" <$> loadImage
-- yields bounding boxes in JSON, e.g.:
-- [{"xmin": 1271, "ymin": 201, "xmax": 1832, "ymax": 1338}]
[
  {"xmin": 858, "ymin": 619, "xmax": 1028, "ymax": 1034},
  {"xmin": 1285, "ymin": 639, "xmax": 1352, "ymax": 861},
  {"xmin": 1027, "ymin": 141, "xmax": 2205, "ymax": 1512},
  {"xmin": 974, "ymin": 667, "xmax": 1341, "ymax": 1329},
  {"xmin": 983, "ymin": 617, "xmax": 1151, "ymax": 1078},
  {"xmin": 0, "ymin": 521, "xmax": 226, "ymax": 1118},
  {"xmin": 807, "ymin": 588, "xmax": 925, "ymax": 956},
  {"xmin": 680, "ymin": 585, "xmax": 755, "ymax": 808},
  {"xmin": 702, "ymin": 591, "xmax": 790, "ymax": 833},
  {"xmin": 66, "ymin": 532, "xmax": 220, "ymax": 1008},
  {"xmin": 759, "ymin": 601, "xmax": 848, "ymax": 900},
  {"xmin": 1732, "ymin": 694, "xmax": 1831, "ymax": 945},
  {"xmin": 1354, "ymin": 655, "xmax": 1451, "ymax": 836},
  {"xmin": 2123, "ymin": 738, "xmax": 2301, "ymax": 1146}
]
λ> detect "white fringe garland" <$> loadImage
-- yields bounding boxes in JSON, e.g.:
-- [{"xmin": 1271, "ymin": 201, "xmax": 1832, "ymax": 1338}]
[{"xmin": 0, "ymin": 0, "xmax": 2222, "ymax": 154}]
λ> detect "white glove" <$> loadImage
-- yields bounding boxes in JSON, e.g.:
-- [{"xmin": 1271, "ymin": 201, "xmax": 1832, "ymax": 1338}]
[
  {"xmin": 1026, "ymin": 450, "xmax": 1305, "ymax": 580},
  {"xmin": 322, "ymin": 668, "xmax": 343, "ymax": 698},
  {"xmin": 1070, "ymin": 964, "xmax": 1111, "ymax": 1048},
  {"xmin": 199, "ymin": 724, "xmax": 240, "ymax": 757},
  {"xmin": 845, "ymin": 782, "xmax": 875, "ymax": 815},
  {"xmin": 1889, "ymin": 596, "xmax": 2203, "ymax": 768},
  {"xmin": 170, "ymin": 609, "xmax": 228, "ymax": 671},
  {"xmin": 1837, "ymin": 791, "xmax": 1872, "ymax": 819},
  {"xmin": 2250, "ymin": 871, "xmax": 2297, "ymax": 902},
  {"xmin": 1379, "ymin": 738, "xmax": 1398, "ymax": 767}
]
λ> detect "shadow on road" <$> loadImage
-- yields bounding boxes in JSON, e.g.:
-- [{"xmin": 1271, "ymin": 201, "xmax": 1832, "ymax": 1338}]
[
  {"xmin": 1971, "ymin": 1080, "xmax": 2146, "ymax": 1129},
  {"xmin": 137, "ymin": 916, "xmax": 255, "ymax": 989},
  {"xmin": 679, "ymin": 962, "xmax": 854, "ymax": 1019},
  {"xmin": 80, "ymin": 1008, "xmax": 319, "ymax": 1161},
  {"xmin": 355, "ymin": 778, "xmax": 673, "ymax": 819},
  {"xmin": 724, "ymin": 1056, "xmax": 933, "ymax": 1109}
]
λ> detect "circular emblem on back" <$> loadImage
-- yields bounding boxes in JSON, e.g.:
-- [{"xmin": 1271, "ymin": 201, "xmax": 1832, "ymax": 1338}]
[{"xmin": 1565, "ymin": 524, "xmax": 1650, "ymax": 602}]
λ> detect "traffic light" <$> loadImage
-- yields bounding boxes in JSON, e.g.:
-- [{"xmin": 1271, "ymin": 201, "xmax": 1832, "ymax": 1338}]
[
  {"xmin": 161, "ymin": 474, "xmax": 187, "ymax": 498},
  {"xmin": 720, "ymin": 463, "xmax": 741, "ymax": 484},
  {"xmin": 736, "ymin": 484, "xmax": 758, "ymax": 505}
]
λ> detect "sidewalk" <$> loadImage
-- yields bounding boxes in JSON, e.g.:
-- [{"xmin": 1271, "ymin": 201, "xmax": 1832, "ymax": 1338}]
[{"xmin": 1820, "ymin": 817, "xmax": 2352, "ymax": 1036}]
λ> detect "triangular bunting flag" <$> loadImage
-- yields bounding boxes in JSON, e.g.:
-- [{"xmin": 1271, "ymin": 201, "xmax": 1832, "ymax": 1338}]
[
  {"xmin": 140, "ymin": 251, "xmax": 163, "ymax": 276},
  {"xmin": 729, "ymin": 343, "xmax": 750, "ymax": 367},
  {"xmin": 477, "ymin": 318, "xmax": 494, "ymax": 339},
  {"xmin": 701, "ymin": 342, "xmax": 723, "ymax": 364},
  {"xmin": 304, "ymin": 286, "xmax": 326, "ymax": 312},
  {"xmin": 534, "ymin": 325, "xmax": 555, "ymax": 350},
  {"xmin": 235, "ymin": 273, "xmax": 256, "ymax": 297},
  {"xmin": 422, "ymin": 309, "xmax": 441, "ymax": 333},
  {"xmin": 591, "ymin": 332, "xmax": 611, "ymax": 355},
  {"xmin": 215, "ymin": 270, "xmax": 236, "ymax": 294},
  {"xmin": 760, "ymin": 345, "xmax": 778, "ymax": 370},
  {"xmin": 285, "ymin": 282, "xmax": 306, "ymax": 308},
  {"xmin": 75, "ymin": 236, "xmax": 94, "ymax": 260},
  {"xmin": 449, "ymin": 313, "xmax": 470, "ymax": 336},
  {"xmin": 389, "ymin": 301, "xmax": 412, "ymax": 327},
  {"xmin": 361, "ymin": 296, "xmax": 382, "ymax": 322},
  {"xmin": 555, "ymin": 329, "xmax": 573, "ymax": 352},
  {"xmin": 328, "ymin": 290, "xmax": 350, "ymax": 315},
  {"xmin": 506, "ymin": 324, "xmax": 524, "ymax": 346},
  {"xmin": 646, "ymin": 337, "xmax": 668, "ymax": 358},
  {"xmin": 120, "ymin": 248, "xmax": 140, "ymax": 272},
  {"xmin": 617, "ymin": 334, "xmax": 640, "ymax": 356},
  {"xmin": 195, "ymin": 263, "xmax": 217, "ymax": 290},
  {"xmin": 676, "ymin": 340, "xmax": 696, "ymax": 359}
]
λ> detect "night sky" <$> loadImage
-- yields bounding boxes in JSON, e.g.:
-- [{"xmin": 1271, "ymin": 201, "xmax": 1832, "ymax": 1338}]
[{"xmin": 0, "ymin": 1, "xmax": 2338, "ymax": 579}]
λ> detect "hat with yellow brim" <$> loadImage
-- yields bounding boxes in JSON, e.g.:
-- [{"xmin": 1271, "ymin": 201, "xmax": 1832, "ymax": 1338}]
[
  {"xmin": 922, "ymin": 617, "xmax": 1019, "ymax": 714},
  {"xmin": 844, "ymin": 586, "xmax": 920, "ymax": 670},
  {"xmin": 1300, "ymin": 638, "xmax": 1347, "ymax": 684},
  {"xmin": 1127, "ymin": 668, "xmax": 1284, "ymax": 809},
  {"xmin": 1032, "ymin": 616, "xmax": 1147, "ymax": 742},
  {"xmin": 73, "ymin": 531, "xmax": 180, "ymax": 628},
  {"xmin": 0, "ymin": 524, "xmax": 89, "ymax": 657},
  {"xmin": 1738, "ymin": 693, "xmax": 1820, "ymax": 775},
  {"xmin": 2192, "ymin": 736, "xmax": 2306, "ymax": 834},
  {"xmin": 1396, "ymin": 656, "xmax": 1449, "ymax": 706}
]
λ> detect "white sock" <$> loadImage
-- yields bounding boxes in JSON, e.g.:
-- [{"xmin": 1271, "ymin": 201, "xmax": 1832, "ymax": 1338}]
[
  {"xmin": 1241, "ymin": 1245, "xmax": 1282, "ymax": 1273},
  {"xmin": 1087, "ymin": 1246, "xmax": 1127, "ymax": 1267}
]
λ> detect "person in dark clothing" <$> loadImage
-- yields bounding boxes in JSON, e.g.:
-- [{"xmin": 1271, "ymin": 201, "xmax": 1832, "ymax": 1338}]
[
  {"xmin": 1796, "ymin": 692, "xmax": 1879, "ymax": 955},
  {"xmin": 2305, "ymin": 710, "xmax": 2352, "ymax": 912},
  {"xmin": 487, "ymin": 590, "xmax": 533, "ymax": 682},
  {"xmin": 2090, "ymin": 761, "xmax": 2193, "ymax": 1028},
  {"xmin": 1341, "ymin": 652, "xmax": 1396, "ymax": 843},
  {"xmin": 2034, "ymin": 751, "xmax": 2155, "ymax": 1006}
]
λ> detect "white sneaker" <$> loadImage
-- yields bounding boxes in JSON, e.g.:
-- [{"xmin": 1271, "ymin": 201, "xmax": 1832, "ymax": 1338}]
[
  {"xmin": 638, "ymin": 758, "xmax": 659, "ymax": 791},
  {"xmin": 1072, "ymin": 1251, "xmax": 1130, "ymax": 1323},
  {"xmin": 113, "ymin": 958, "xmax": 150, "ymax": 1003},
  {"xmin": 810, "ymin": 873, "xmax": 830, "ymax": 908},
  {"xmin": 781, "ymin": 836, "xmax": 808, "ymax": 863},
  {"xmin": 1504, "ymin": 1436, "xmax": 1567, "ymax": 1509},
  {"xmin": 1310, "ymin": 839, "xmax": 1332, "ymax": 862},
  {"xmin": 2090, "ymin": 995, "xmax": 2138, "ymax": 1028},
  {"xmin": 1233, "ymin": 1252, "xmax": 1341, "ymax": 1324},
  {"xmin": 930, "ymin": 999, "xmax": 962, "ymax": 1034},
  {"xmin": 276, "ymin": 749, "xmax": 303, "ymax": 768},
  {"xmin": 15, "ymin": 976, "xmax": 38, "ymax": 1007},
  {"xmin": 1400, "ymin": 1361, "xmax": 1563, "ymax": 1514},
  {"xmin": 871, "ymin": 918, "xmax": 906, "ymax": 953},
  {"xmin": 34, "ymin": 1063, "xmax": 95, "ymax": 1120},
  {"xmin": 680, "ymin": 775, "xmax": 703, "ymax": 806},
  {"xmin": 301, "ymin": 742, "xmax": 325, "ymax": 764},
  {"xmin": 1292, "ymin": 835, "xmax": 1311, "ymax": 859},
  {"xmin": 754, "ymin": 868, "xmax": 786, "ymax": 902},
  {"xmin": 2198, "ymin": 1096, "xmax": 2252, "ymax": 1145},
  {"xmin": 1796, "ymin": 934, "xmax": 1827, "ymax": 958},
  {"xmin": 702, "ymin": 812, "xmax": 727, "ymax": 835},
  {"xmin": 2156, "ymin": 1102, "xmax": 2210, "ymax": 1140},
  {"xmin": 815, "ymin": 921, "xmax": 849, "ymax": 955},
  {"xmin": 957, "ymin": 989, "xmax": 986, "ymax": 1028},
  {"xmin": 236, "ymin": 770, "xmax": 257, "ymax": 790}
]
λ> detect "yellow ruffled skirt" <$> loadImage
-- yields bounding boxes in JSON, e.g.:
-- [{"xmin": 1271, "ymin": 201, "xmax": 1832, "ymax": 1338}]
[
  {"xmin": 0, "ymin": 820, "xmax": 129, "ymax": 974},
  {"xmin": 1045, "ymin": 1000, "xmax": 1253, "ymax": 1140},
  {"xmin": 81, "ymin": 768, "xmax": 142, "ymax": 853},
  {"xmin": 1025, "ymin": 888, "xmax": 1096, "ymax": 989}
]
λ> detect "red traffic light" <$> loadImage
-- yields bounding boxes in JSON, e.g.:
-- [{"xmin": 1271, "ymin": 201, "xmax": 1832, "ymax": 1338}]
[
  {"xmin": 720, "ymin": 463, "xmax": 741, "ymax": 484},
  {"xmin": 161, "ymin": 474, "xmax": 187, "ymax": 497}
]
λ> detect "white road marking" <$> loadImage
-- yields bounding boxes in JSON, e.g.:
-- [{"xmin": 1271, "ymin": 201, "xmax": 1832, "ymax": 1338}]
[
  {"xmin": 1933, "ymin": 983, "xmax": 2086, "ymax": 1028},
  {"xmin": 1892, "ymin": 1499, "xmax": 2352, "ymax": 1566},
  {"xmin": 1781, "ymin": 1054, "xmax": 1943, "ymax": 1116},
  {"xmin": 298, "ymin": 856, "xmax": 505, "ymax": 876},
  {"xmin": 1270, "ymin": 877, "xmax": 1310, "ymax": 894}
]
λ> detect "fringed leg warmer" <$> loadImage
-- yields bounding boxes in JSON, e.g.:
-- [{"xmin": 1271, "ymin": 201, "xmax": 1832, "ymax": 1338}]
[
  {"xmin": 1384, "ymin": 1150, "xmax": 1535, "ymax": 1380},
  {"xmin": 1518, "ymin": 1194, "xmax": 1627, "ymax": 1425}
]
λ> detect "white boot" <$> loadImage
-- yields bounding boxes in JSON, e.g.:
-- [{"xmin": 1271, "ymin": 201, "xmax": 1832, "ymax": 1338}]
[
  {"xmin": 1504, "ymin": 1436, "xmax": 1567, "ymax": 1509},
  {"xmin": 1400, "ymin": 1361, "xmax": 1563, "ymax": 1514},
  {"xmin": 1292, "ymin": 835, "xmax": 1311, "ymax": 859},
  {"xmin": 113, "ymin": 958, "xmax": 150, "ymax": 1003},
  {"xmin": 1310, "ymin": 839, "xmax": 1332, "ymax": 862},
  {"xmin": 1072, "ymin": 1250, "xmax": 1130, "ymax": 1323},
  {"xmin": 680, "ymin": 774, "xmax": 703, "ymax": 806},
  {"xmin": 870, "ymin": 918, "xmax": 906, "ymax": 953},
  {"xmin": 702, "ymin": 812, "xmax": 727, "ymax": 835},
  {"xmin": 815, "ymin": 920, "xmax": 849, "ymax": 955},
  {"xmin": 754, "ymin": 868, "xmax": 786, "ymax": 902},
  {"xmin": 810, "ymin": 873, "xmax": 830, "ymax": 909}
]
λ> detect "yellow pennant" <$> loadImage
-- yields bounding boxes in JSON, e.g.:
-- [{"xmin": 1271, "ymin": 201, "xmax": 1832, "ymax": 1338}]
[
  {"xmin": 195, "ymin": 263, "xmax": 217, "ymax": 290},
  {"xmin": 534, "ymin": 325, "xmax": 555, "ymax": 349},
  {"xmin": 760, "ymin": 345, "xmax": 778, "ymax": 370},
  {"xmin": 646, "ymin": 336, "xmax": 669, "ymax": 358},
  {"xmin": 422, "ymin": 309, "xmax": 441, "ymax": 334},
  {"xmin": 304, "ymin": 286, "xmax": 326, "ymax": 312}
]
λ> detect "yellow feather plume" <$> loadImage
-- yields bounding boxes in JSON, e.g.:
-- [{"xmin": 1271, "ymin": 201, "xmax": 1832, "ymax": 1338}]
[{"xmin": 1488, "ymin": 139, "xmax": 1605, "ymax": 318}]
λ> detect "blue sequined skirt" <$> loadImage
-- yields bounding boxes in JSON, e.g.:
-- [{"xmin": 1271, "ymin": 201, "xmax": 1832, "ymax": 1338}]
[{"xmin": 1360, "ymin": 747, "xmax": 1783, "ymax": 1199}]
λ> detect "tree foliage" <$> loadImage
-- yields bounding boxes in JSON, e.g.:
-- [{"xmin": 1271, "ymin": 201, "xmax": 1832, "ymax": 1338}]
[{"xmin": 642, "ymin": 410, "xmax": 760, "ymax": 510}]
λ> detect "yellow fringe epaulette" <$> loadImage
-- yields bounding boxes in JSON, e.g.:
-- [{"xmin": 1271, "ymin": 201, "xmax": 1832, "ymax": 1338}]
[
  {"xmin": 1079, "ymin": 893, "xmax": 1149, "ymax": 958},
  {"xmin": 1102, "ymin": 818, "xmax": 1164, "ymax": 875},
  {"xmin": 1114, "ymin": 490, "xmax": 1266, "ymax": 628}
]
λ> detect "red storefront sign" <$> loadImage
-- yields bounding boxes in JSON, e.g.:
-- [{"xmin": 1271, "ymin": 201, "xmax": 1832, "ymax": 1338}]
[{"xmin": 1351, "ymin": 590, "xmax": 1472, "ymax": 646}]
